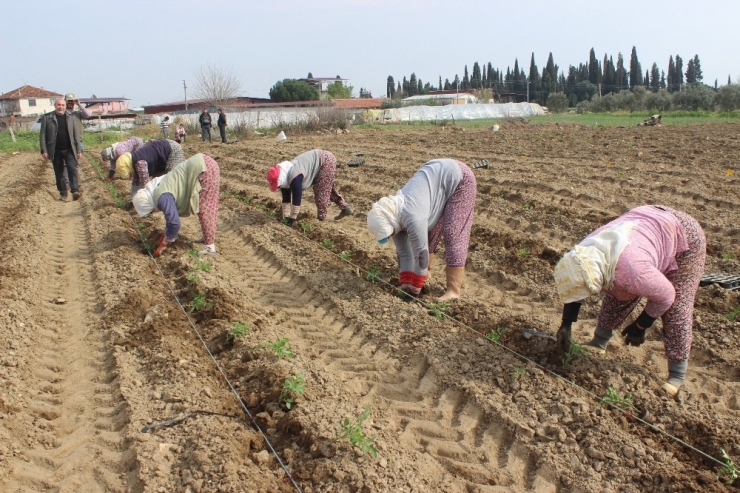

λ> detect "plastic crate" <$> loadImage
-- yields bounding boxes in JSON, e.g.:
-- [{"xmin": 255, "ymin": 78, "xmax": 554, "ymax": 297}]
[{"xmin": 700, "ymin": 273, "xmax": 740, "ymax": 290}]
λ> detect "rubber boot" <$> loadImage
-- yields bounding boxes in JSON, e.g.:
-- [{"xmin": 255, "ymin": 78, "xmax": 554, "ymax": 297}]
[
  {"xmin": 334, "ymin": 206, "xmax": 354, "ymax": 220},
  {"xmin": 437, "ymin": 266, "xmax": 464, "ymax": 302},
  {"xmin": 662, "ymin": 360, "xmax": 687, "ymax": 397},
  {"xmin": 281, "ymin": 203, "xmax": 291, "ymax": 220}
]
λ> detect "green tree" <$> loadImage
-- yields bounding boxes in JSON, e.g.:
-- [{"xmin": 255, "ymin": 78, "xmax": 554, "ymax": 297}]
[
  {"xmin": 672, "ymin": 83, "xmax": 715, "ymax": 110},
  {"xmin": 686, "ymin": 58, "xmax": 697, "ymax": 84},
  {"xmin": 650, "ymin": 63, "xmax": 661, "ymax": 92},
  {"xmin": 462, "ymin": 65, "xmax": 470, "ymax": 90},
  {"xmin": 588, "ymin": 48, "xmax": 600, "ymax": 84},
  {"xmin": 693, "ymin": 55, "xmax": 703, "ymax": 82},
  {"xmin": 667, "ymin": 56, "xmax": 676, "ymax": 92},
  {"xmin": 409, "ymin": 73, "xmax": 417, "ymax": 96},
  {"xmin": 387, "ymin": 76, "xmax": 395, "ymax": 98},
  {"xmin": 269, "ymin": 79, "xmax": 319, "ymax": 102},
  {"xmin": 326, "ymin": 80, "xmax": 353, "ymax": 99},
  {"xmin": 472, "ymin": 62, "xmax": 482, "ymax": 89},
  {"xmin": 616, "ymin": 53, "xmax": 628, "ymax": 91},
  {"xmin": 546, "ymin": 92, "xmax": 568, "ymax": 113},
  {"xmin": 675, "ymin": 55, "xmax": 684, "ymax": 88},
  {"xmin": 629, "ymin": 46, "xmax": 642, "ymax": 89},
  {"xmin": 715, "ymin": 84, "xmax": 740, "ymax": 111}
]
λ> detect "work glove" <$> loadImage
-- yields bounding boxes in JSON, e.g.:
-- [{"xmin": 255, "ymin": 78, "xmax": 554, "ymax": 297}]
[
  {"xmin": 621, "ymin": 311, "xmax": 656, "ymax": 347},
  {"xmin": 153, "ymin": 235, "xmax": 169, "ymax": 257}
]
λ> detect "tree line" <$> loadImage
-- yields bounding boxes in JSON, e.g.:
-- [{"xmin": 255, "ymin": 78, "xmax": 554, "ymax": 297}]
[{"xmin": 386, "ymin": 48, "xmax": 726, "ymax": 108}]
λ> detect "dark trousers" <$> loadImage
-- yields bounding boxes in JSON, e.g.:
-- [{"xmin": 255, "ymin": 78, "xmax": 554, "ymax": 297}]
[
  {"xmin": 219, "ymin": 125, "xmax": 227, "ymax": 143},
  {"xmin": 201, "ymin": 125, "xmax": 212, "ymax": 142},
  {"xmin": 53, "ymin": 149, "xmax": 79, "ymax": 197}
]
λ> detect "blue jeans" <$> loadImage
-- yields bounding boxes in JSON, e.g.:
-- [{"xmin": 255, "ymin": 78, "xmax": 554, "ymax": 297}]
[
  {"xmin": 53, "ymin": 149, "xmax": 79, "ymax": 197},
  {"xmin": 201, "ymin": 125, "xmax": 212, "ymax": 142}
]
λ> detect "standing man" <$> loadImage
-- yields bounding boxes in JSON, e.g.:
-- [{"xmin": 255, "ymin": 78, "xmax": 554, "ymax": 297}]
[
  {"xmin": 40, "ymin": 99, "xmax": 83, "ymax": 201},
  {"xmin": 161, "ymin": 116, "xmax": 171, "ymax": 138},
  {"xmin": 199, "ymin": 108, "xmax": 212, "ymax": 142},
  {"xmin": 64, "ymin": 93, "xmax": 91, "ymax": 136},
  {"xmin": 217, "ymin": 108, "xmax": 227, "ymax": 143}
]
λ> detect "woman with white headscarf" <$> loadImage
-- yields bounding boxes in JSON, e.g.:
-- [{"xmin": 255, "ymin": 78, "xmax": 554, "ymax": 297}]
[
  {"xmin": 265, "ymin": 149, "xmax": 354, "ymax": 225},
  {"xmin": 367, "ymin": 158, "xmax": 477, "ymax": 301},
  {"xmin": 132, "ymin": 153, "xmax": 220, "ymax": 257},
  {"xmin": 116, "ymin": 138, "xmax": 184, "ymax": 196},
  {"xmin": 101, "ymin": 137, "xmax": 145, "ymax": 180},
  {"xmin": 553, "ymin": 205, "xmax": 706, "ymax": 397}
]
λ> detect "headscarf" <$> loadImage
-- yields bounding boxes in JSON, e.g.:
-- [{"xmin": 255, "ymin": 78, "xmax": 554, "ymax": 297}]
[
  {"xmin": 266, "ymin": 161, "xmax": 293, "ymax": 192},
  {"xmin": 367, "ymin": 192, "xmax": 405, "ymax": 242},
  {"xmin": 132, "ymin": 176, "xmax": 164, "ymax": 217},
  {"xmin": 101, "ymin": 146, "xmax": 114, "ymax": 163},
  {"xmin": 115, "ymin": 152, "xmax": 134, "ymax": 179},
  {"xmin": 553, "ymin": 220, "xmax": 638, "ymax": 303}
]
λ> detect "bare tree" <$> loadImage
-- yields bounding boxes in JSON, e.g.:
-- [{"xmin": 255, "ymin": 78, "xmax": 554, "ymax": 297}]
[{"xmin": 192, "ymin": 63, "xmax": 242, "ymax": 107}]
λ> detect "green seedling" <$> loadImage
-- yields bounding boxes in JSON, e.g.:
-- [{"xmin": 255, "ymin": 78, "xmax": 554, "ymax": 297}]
[
  {"xmin": 365, "ymin": 266, "xmax": 381, "ymax": 283},
  {"xmin": 226, "ymin": 322, "xmax": 249, "ymax": 344},
  {"xmin": 188, "ymin": 248, "xmax": 213, "ymax": 272},
  {"xmin": 321, "ymin": 238, "xmax": 335, "ymax": 249},
  {"xmin": 298, "ymin": 220, "xmax": 313, "ymax": 233},
  {"xmin": 254, "ymin": 337, "xmax": 295, "ymax": 359},
  {"xmin": 523, "ymin": 202, "xmax": 532, "ymax": 210},
  {"xmin": 518, "ymin": 248, "xmax": 530, "ymax": 257},
  {"xmin": 186, "ymin": 271, "xmax": 200, "ymax": 284},
  {"xmin": 143, "ymin": 241, "xmax": 155, "ymax": 253},
  {"xmin": 721, "ymin": 253, "xmax": 736, "ymax": 260},
  {"xmin": 599, "ymin": 386, "xmax": 637, "ymax": 412},
  {"xmin": 427, "ymin": 301, "xmax": 450, "ymax": 321},
  {"xmin": 190, "ymin": 292, "xmax": 212, "ymax": 313},
  {"xmin": 279, "ymin": 373, "xmax": 306, "ymax": 410},
  {"xmin": 395, "ymin": 288, "xmax": 414, "ymax": 301},
  {"xmin": 725, "ymin": 306, "xmax": 740, "ymax": 321},
  {"xmin": 486, "ymin": 327, "xmax": 508, "ymax": 343},
  {"xmin": 256, "ymin": 204, "xmax": 267, "ymax": 211},
  {"xmin": 511, "ymin": 366, "xmax": 527, "ymax": 379},
  {"xmin": 336, "ymin": 406, "xmax": 378, "ymax": 459},
  {"xmin": 561, "ymin": 339, "xmax": 586, "ymax": 366},
  {"xmin": 339, "ymin": 251, "xmax": 354, "ymax": 261},
  {"xmin": 718, "ymin": 448, "xmax": 738, "ymax": 485}
]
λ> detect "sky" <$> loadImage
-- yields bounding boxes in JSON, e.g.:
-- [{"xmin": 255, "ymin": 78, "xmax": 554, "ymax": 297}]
[{"xmin": 2, "ymin": 0, "xmax": 739, "ymax": 108}]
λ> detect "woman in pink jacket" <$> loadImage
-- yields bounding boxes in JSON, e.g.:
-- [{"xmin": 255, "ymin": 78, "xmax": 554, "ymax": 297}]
[{"xmin": 553, "ymin": 205, "xmax": 706, "ymax": 397}]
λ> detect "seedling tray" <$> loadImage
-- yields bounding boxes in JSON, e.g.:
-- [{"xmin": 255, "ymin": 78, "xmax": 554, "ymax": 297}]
[{"xmin": 700, "ymin": 273, "xmax": 740, "ymax": 290}]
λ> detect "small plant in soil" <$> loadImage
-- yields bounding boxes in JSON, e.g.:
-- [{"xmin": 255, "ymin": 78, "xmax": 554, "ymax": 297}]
[
  {"xmin": 336, "ymin": 406, "xmax": 378, "ymax": 459},
  {"xmin": 279, "ymin": 373, "xmax": 306, "ymax": 410},
  {"xmin": 321, "ymin": 238, "xmax": 335, "ymax": 249},
  {"xmin": 298, "ymin": 220, "xmax": 313, "ymax": 233},
  {"xmin": 186, "ymin": 271, "xmax": 199, "ymax": 284},
  {"xmin": 518, "ymin": 248, "xmax": 530, "ymax": 257},
  {"xmin": 523, "ymin": 202, "xmax": 532, "ymax": 210},
  {"xmin": 718, "ymin": 448, "xmax": 738, "ymax": 485},
  {"xmin": 188, "ymin": 249, "xmax": 213, "ymax": 272},
  {"xmin": 427, "ymin": 301, "xmax": 449, "ymax": 320},
  {"xmin": 395, "ymin": 288, "xmax": 414, "ymax": 301},
  {"xmin": 255, "ymin": 337, "xmax": 295, "ymax": 359},
  {"xmin": 561, "ymin": 339, "xmax": 586, "ymax": 366},
  {"xmin": 725, "ymin": 306, "xmax": 740, "ymax": 321},
  {"xmin": 511, "ymin": 366, "xmax": 527, "ymax": 379},
  {"xmin": 721, "ymin": 253, "xmax": 736, "ymax": 260},
  {"xmin": 486, "ymin": 327, "xmax": 507, "ymax": 343},
  {"xmin": 190, "ymin": 292, "xmax": 212, "ymax": 313},
  {"xmin": 365, "ymin": 266, "xmax": 381, "ymax": 283},
  {"xmin": 143, "ymin": 241, "xmax": 155, "ymax": 254},
  {"xmin": 600, "ymin": 386, "xmax": 637, "ymax": 413},
  {"xmin": 339, "ymin": 250, "xmax": 354, "ymax": 261},
  {"xmin": 226, "ymin": 322, "xmax": 249, "ymax": 344}
]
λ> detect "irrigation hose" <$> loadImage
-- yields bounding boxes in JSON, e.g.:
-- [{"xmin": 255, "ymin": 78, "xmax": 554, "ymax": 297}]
[{"xmin": 87, "ymin": 155, "xmax": 304, "ymax": 492}]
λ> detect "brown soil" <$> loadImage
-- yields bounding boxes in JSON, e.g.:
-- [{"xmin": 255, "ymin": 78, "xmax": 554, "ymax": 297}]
[{"xmin": 1, "ymin": 121, "xmax": 739, "ymax": 493}]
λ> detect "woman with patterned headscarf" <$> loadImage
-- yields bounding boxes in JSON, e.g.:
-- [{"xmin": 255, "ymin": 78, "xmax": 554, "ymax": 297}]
[
  {"xmin": 366, "ymin": 158, "xmax": 477, "ymax": 302},
  {"xmin": 101, "ymin": 137, "xmax": 145, "ymax": 180},
  {"xmin": 132, "ymin": 153, "xmax": 220, "ymax": 257},
  {"xmin": 553, "ymin": 205, "xmax": 706, "ymax": 397}
]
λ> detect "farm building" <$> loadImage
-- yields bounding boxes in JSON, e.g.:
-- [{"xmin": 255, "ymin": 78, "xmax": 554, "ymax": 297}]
[
  {"xmin": 0, "ymin": 85, "xmax": 62, "ymax": 117},
  {"xmin": 80, "ymin": 96, "xmax": 131, "ymax": 115}
]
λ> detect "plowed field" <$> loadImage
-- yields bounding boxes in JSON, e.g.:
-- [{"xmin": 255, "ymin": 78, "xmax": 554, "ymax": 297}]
[{"xmin": 1, "ymin": 121, "xmax": 739, "ymax": 492}]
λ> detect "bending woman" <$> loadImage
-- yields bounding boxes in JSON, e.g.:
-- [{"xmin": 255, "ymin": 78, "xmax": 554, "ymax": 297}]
[
  {"xmin": 366, "ymin": 158, "xmax": 476, "ymax": 301},
  {"xmin": 116, "ymin": 139, "xmax": 184, "ymax": 195},
  {"xmin": 553, "ymin": 205, "xmax": 706, "ymax": 397},
  {"xmin": 132, "ymin": 153, "xmax": 220, "ymax": 257},
  {"xmin": 265, "ymin": 149, "xmax": 354, "ymax": 225}
]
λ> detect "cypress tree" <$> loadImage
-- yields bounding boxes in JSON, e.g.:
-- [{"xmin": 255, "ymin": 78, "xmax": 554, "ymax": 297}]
[
  {"xmin": 409, "ymin": 73, "xmax": 417, "ymax": 96},
  {"xmin": 675, "ymin": 55, "xmax": 684, "ymax": 88},
  {"xmin": 462, "ymin": 65, "xmax": 470, "ymax": 90},
  {"xmin": 438, "ymin": 76, "xmax": 442, "ymax": 91},
  {"xmin": 616, "ymin": 53, "xmax": 627, "ymax": 91},
  {"xmin": 588, "ymin": 48, "xmax": 599, "ymax": 84},
  {"xmin": 387, "ymin": 76, "xmax": 395, "ymax": 98},
  {"xmin": 651, "ymin": 63, "xmax": 660, "ymax": 92},
  {"xmin": 686, "ymin": 59, "xmax": 696, "ymax": 84},
  {"xmin": 693, "ymin": 55, "xmax": 703, "ymax": 82},
  {"xmin": 629, "ymin": 46, "xmax": 642, "ymax": 89}
]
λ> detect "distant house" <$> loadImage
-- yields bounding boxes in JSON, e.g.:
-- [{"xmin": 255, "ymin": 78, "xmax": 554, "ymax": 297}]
[
  {"xmin": 300, "ymin": 77, "xmax": 348, "ymax": 99},
  {"xmin": 143, "ymin": 96, "xmax": 271, "ymax": 115},
  {"xmin": 80, "ymin": 96, "xmax": 131, "ymax": 115},
  {"xmin": 0, "ymin": 85, "xmax": 63, "ymax": 117}
]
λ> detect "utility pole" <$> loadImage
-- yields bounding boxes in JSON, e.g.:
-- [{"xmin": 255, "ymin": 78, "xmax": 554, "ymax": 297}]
[
  {"xmin": 183, "ymin": 80, "xmax": 188, "ymax": 110},
  {"xmin": 526, "ymin": 80, "xmax": 530, "ymax": 103},
  {"xmin": 456, "ymin": 80, "xmax": 459, "ymax": 104}
]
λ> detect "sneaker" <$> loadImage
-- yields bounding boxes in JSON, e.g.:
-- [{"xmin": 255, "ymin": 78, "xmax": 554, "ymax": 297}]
[
  {"xmin": 334, "ymin": 206, "xmax": 354, "ymax": 221},
  {"xmin": 60, "ymin": 195, "xmax": 67, "ymax": 202},
  {"xmin": 72, "ymin": 191, "xmax": 82, "ymax": 200}
]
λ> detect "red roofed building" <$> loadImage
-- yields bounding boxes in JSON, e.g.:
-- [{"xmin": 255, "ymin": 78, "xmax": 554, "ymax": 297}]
[{"xmin": 0, "ymin": 85, "xmax": 63, "ymax": 117}]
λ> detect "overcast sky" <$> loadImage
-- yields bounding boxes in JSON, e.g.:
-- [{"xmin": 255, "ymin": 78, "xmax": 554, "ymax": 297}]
[{"xmin": 2, "ymin": 0, "xmax": 739, "ymax": 108}]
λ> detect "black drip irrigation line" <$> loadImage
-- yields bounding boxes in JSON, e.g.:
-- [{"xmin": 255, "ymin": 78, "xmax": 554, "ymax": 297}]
[
  {"xmin": 88, "ymin": 157, "xmax": 304, "ymax": 493},
  {"xmin": 259, "ymin": 203, "xmax": 728, "ymax": 472}
]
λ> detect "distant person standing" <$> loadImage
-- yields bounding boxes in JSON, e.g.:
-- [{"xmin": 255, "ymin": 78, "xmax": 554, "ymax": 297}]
[
  {"xmin": 199, "ymin": 108, "xmax": 212, "ymax": 142},
  {"xmin": 40, "ymin": 99, "xmax": 83, "ymax": 201},
  {"xmin": 161, "ymin": 116, "xmax": 170, "ymax": 139},
  {"xmin": 64, "ymin": 93, "xmax": 90, "ymax": 137},
  {"xmin": 217, "ymin": 108, "xmax": 227, "ymax": 143}
]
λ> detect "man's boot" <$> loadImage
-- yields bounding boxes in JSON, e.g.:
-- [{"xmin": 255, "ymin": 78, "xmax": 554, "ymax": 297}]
[{"xmin": 437, "ymin": 266, "xmax": 464, "ymax": 301}]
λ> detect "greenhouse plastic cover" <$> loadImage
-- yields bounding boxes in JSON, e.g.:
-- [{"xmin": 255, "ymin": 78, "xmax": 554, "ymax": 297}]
[{"xmin": 173, "ymin": 102, "xmax": 545, "ymax": 130}]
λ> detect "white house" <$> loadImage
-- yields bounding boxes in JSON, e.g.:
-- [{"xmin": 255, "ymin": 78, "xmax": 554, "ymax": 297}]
[{"xmin": 0, "ymin": 85, "xmax": 63, "ymax": 117}]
